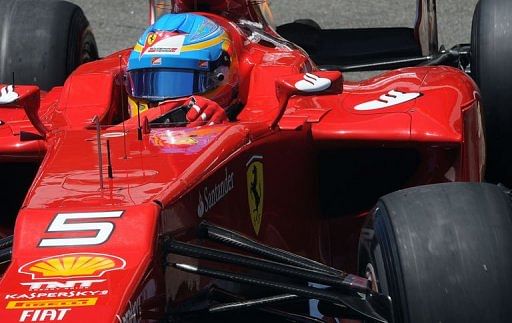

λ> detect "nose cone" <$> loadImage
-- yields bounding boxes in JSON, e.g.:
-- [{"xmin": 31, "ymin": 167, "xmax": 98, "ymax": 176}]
[{"xmin": 0, "ymin": 203, "xmax": 161, "ymax": 323}]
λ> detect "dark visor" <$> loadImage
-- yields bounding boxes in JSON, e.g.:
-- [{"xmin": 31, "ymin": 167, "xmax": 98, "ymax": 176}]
[{"xmin": 127, "ymin": 68, "xmax": 216, "ymax": 101}]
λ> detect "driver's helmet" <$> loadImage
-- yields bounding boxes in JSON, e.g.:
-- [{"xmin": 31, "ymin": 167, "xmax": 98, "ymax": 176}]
[{"xmin": 127, "ymin": 13, "xmax": 237, "ymax": 106}]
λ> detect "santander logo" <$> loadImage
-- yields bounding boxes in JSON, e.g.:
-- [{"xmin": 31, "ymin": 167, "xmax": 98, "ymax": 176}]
[
  {"xmin": 197, "ymin": 192, "xmax": 206, "ymax": 218},
  {"xmin": 197, "ymin": 168, "xmax": 234, "ymax": 218},
  {"xmin": 0, "ymin": 85, "xmax": 19, "ymax": 104},
  {"xmin": 354, "ymin": 90, "xmax": 421, "ymax": 111},
  {"xmin": 294, "ymin": 73, "xmax": 332, "ymax": 93}
]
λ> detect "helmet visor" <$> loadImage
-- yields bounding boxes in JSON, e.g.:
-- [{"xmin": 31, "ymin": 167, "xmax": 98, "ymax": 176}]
[{"xmin": 127, "ymin": 68, "xmax": 217, "ymax": 101}]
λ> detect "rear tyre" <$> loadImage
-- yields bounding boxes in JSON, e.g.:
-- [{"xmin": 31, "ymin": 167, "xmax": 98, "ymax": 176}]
[
  {"xmin": 276, "ymin": 20, "xmax": 320, "ymax": 53},
  {"xmin": 0, "ymin": 0, "xmax": 98, "ymax": 90},
  {"xmin": 359, "ymin": 183, "xmax": 512, "ymax": 322},
  {"xmin": 292, "ymin": 19, "xmax": 321, "ymax": 31},
  {"xmin": 471, "ymin": 0, "xmax": 512, "ymax": 185}
]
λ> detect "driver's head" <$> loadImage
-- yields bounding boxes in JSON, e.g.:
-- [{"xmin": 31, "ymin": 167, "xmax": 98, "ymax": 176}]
[{"xmin": 127, "ymin": 13, "xmax": 237, "ymax": 106}]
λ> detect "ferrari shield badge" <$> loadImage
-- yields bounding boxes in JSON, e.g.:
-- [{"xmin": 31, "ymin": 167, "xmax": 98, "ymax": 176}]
[
  {"xmin": 147, "ymin": 32, "xmax": 157, "ymax": 45},
  {"xmin": 247, "ymin": 156, "xmax": 264, "ymax": 235}
]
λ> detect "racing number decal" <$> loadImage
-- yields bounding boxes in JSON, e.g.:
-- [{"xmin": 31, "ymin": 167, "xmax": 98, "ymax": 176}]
[{"xmin": 38, "ymin": 211, "xmax": 123, "ymax": 247}]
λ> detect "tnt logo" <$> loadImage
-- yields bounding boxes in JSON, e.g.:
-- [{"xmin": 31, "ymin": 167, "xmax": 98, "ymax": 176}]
[
  {"xmin": 20, "ymin": 309, "xmax": 70, "ymax": 321},
  {"xmin": 20, "ymin": 280, "xmax": 104, "ymax": 291}
]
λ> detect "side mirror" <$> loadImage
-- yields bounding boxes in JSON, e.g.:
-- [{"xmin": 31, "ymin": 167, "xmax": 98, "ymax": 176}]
[
  {"xmin": 0, "ymin": 85, "xmax": 19, "ymax": 104},
  {"xmin": 273, "ymin": 71, "xmax": 343, "ymax": 128},
  {"xmin": 0, "ymin": 85, "xmax": 47, "ymax": 138},
  {"xmin": 276, "ymin": 71, "xmax": 343, "ymax": 99}
]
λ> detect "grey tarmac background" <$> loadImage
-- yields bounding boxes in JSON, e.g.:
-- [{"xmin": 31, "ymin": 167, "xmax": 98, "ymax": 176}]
[{"xmin": 68, "ymin": 0, "xmax": 478, "ymax": 58}]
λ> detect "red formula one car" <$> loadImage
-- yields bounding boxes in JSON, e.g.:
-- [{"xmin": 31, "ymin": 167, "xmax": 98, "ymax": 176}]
[{"xmin": 0, "ymin": 0, "xmax": 512, "ymax": 322}]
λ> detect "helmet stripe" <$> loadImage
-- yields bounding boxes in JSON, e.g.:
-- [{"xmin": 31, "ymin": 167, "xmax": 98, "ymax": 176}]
[
  {"xmin": 134, "ymin": 42, "xmax": 144, "ymax": 53},
  {"xmin": 181, "ymin": 32, "xmax": 228, "ymax": 52}
]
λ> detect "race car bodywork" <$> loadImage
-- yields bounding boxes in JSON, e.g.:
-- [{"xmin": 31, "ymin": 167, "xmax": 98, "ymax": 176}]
[{"xmin": 0, "ymin": 1, "xmax": 488, "ymax": 322}]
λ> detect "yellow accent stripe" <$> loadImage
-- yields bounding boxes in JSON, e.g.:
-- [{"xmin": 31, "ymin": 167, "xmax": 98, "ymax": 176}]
[
  {"xmin": 134, "ymin": 42, "xmax": 144, "ymax": 52},
  {"xmin": 128, "ymin": 96, "xmax": 149, "ymax": 117},
  {"xmin": 181, "ymin": 32, "xmax": 227, "ymax": 52},
  {"xmin": 6, "ymin": 298, "xmax": 98, "ymax": 309}
]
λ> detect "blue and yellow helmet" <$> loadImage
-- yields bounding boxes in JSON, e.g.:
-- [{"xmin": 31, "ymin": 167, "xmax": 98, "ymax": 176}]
[{"xmin": 127, "ymin": 13, "xmax": 233, "ymax": 101}]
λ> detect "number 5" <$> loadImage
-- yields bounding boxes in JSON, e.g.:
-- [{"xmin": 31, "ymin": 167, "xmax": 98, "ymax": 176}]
[{"xmin": 39, "ymin": 211, "xmax": 123, "ymax": 247}]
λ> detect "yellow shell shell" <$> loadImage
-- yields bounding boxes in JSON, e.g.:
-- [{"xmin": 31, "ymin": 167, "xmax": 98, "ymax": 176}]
[{"xmin": 28, "ymin": 256, "xmax": 115, "ymax": 277}]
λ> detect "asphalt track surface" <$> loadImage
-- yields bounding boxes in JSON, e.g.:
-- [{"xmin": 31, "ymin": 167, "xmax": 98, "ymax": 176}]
[{"xmin": 68, "ymin": 0, "xmax": 478, "ymax": 58}]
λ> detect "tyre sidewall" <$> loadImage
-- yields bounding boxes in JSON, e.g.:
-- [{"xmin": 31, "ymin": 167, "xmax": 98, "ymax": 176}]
[
  {"xmin": 0, "ymin": 0, "xmax": 98, "ymax": 90},
  {"xmin": 359, "ymin": 203, "xmax": 409, "ymax": 323},
  {"xmin": 471, "ymin": 0, "xmax": 512, "ymax": 185},
  {"xmin": 359, "ymin": 183, "xmax": 512, "ymax": 323}
]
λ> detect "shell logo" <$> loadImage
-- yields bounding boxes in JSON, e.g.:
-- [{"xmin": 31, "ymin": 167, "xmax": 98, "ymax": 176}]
[{"xmin": 19, "ymin": 253, "xmax": 126, "ymax": 279}]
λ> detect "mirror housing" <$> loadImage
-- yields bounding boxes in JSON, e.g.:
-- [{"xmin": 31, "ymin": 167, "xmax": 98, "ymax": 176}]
[
  {"xmin": 276, "ymin": 71, "xmax": 343, "ymax": 98},
  {"xmin": 0, "ymin": 85, "xmax": 47, "ymax": 138},
  {"xmin": 273, "ymin": 71, "xmax": 343, "ymax": 128}
]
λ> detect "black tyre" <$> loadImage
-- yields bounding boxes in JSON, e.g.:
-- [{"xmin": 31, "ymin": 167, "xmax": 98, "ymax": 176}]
[
  {"xmin": 276, "ymin": 19, "xmax": 320, "ymax": 53},
  {"xmin": 292, "ymin": 19, "xmax": 321, "ymax": 31},
  {"xmin": 0, "ymin": 0, "xmax": 98, "ymax": 91},
  {"xmin": 471, "ymin": 0, "xmax": 512, "ymax": 186},
  {"xmin": 359, "ymin": 183, "xmax": 512, "ymax": 322}
]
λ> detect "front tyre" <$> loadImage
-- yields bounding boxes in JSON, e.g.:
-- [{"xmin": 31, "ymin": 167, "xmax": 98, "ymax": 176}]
[
  {"xmin": 471, "ymin": 0, "xmax": 512, "ymax": 186},
  {"xmin": 359, "ymin": 183, "xmax": 512, "ymax": 322},
  {"xmin": 0, "ymin": 0, "xmax": 98, "ymax": 90}
]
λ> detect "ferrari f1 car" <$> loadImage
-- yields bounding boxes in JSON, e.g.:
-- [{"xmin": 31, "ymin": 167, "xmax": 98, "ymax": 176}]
[{"xmin": 0, "ymin": 0, "xmax": 512, "ymax": 322}]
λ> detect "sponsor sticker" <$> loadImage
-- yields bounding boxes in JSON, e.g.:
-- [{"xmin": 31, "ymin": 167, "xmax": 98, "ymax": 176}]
[
  {"xmin": 354, "ymin": 89, "xmax": 422, "ymax": 111},
  {"xmin": 6, "ymin": 297, "xmax": 97, "ymax": 309},
  {"xmin": 0, "ymin": 84, "xmax": 19, "ymax": 105},
  {"xmin": 294, "ymin": 73, "xmax": 332, "ymax": 93},
  {"xmin": 146, "ymin": 32, "xmax": 157, "ymax": 46},
  {"xmin": 5, "ymin": 290, "xmax": 108, "ymax": 300},
  {"xmin": 117, "ymin": 296, "xmax": 142, "ymax": 323},
  {"xmin": 141, "ymin": 33, "xmax": 186, "ymax": 56},
  {"xmin": 149, "ymin": 127, "xmax": 222, "ymax": 154},
  {"xmin": 246, "ymin": 156, "xmax": 264, "ymax": 235},
  {"xmin": 5, "ymin": 279, "xmax": 108, "ymax": 300},
  {"xmin": 102, "ymin": 132, "xmax": 126, "ymax": 138},
  {"xmin": 19, "ymin": 253, "xmax": 126, "ymax": 279},
  {"xmin": 20, "ymin": 279, "xmax": 105, "ymax": 291},
  {"xmin": 19, "ymin": 308, "xmax": 71, "ymax": 322},
  {"xmin": 197, "ymin": 168, "xmax": 234, "ymax": 218}
]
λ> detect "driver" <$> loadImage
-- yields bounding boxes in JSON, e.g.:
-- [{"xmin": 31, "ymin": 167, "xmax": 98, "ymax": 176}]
[{"xmin": 126, "ymin": 12, "xmax": 240, "ymax": 126}]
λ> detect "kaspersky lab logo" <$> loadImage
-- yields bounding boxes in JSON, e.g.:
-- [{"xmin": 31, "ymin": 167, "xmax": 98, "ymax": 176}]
[{"xmin": 18, "ymin": 253, "xmax": 126, "ymax": 280}]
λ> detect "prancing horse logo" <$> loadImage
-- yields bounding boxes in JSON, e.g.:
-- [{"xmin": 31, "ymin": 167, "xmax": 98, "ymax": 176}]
[{"xmin": 247, "ymin": 157, "xmax": 264, "ymax": 235}]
